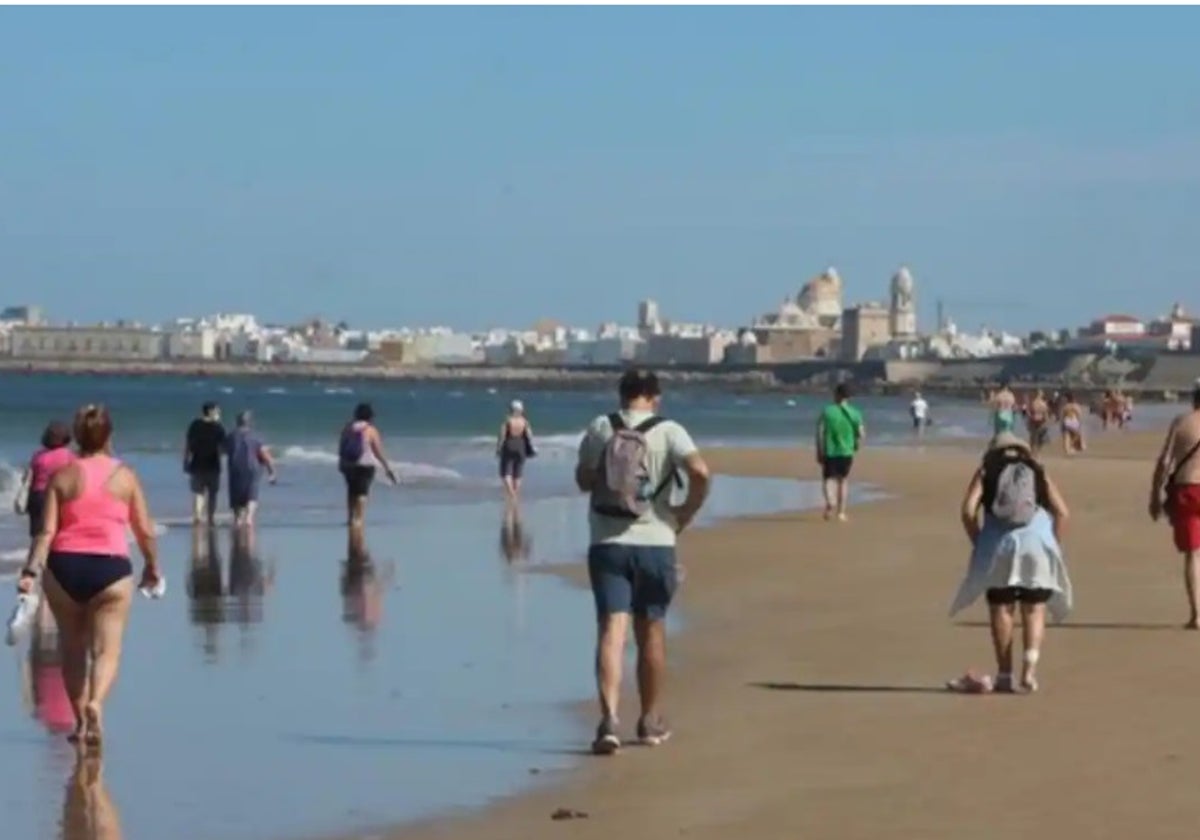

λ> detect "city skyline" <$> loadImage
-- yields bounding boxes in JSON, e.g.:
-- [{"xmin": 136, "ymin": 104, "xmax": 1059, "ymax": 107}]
[{"xmin": 3, "ymin": 7, "xmax": 1199, "ymax": 331}]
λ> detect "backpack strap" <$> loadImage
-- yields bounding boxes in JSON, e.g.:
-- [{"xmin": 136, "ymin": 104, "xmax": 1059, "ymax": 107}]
[
  {"xmin": 634, "ymin": 416, "xmax": 667, "ymax": 434},
  {"xmin": 607, "ymin": 413, "xmax": 626, "ymax": 432},
  {"xmin": 1169, "ymin": 438, "xmax": 1200, "ymax": 487}
]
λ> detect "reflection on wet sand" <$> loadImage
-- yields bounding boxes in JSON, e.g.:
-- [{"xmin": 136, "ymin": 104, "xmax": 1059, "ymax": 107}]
[
  {"xmin": 229, "ymin": 526, "xmax": 275, "ymax": 629},
  {"xmin": 341, "ymin": 525, "xmax": 396, "ymax": 664},
  {"xmin": 186, "ymin": 525, "xmax": 274, "ymax": 661},
  {"xmin": 499, "ymin": 503, "xmax": 532, "ymax": 565},
  {"xmin": 60, "ymin": 753, "xmax": 122, "ymax": 840},
  {"xmin": 21, "ymin": 598, "xmax": 75, "ymax": 736}
]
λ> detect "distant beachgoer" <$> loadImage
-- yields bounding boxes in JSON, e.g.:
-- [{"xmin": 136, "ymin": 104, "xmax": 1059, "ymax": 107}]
[
  {"xmin": 990, "ymin": 381, "xmax": 1017, "ymax": 435},
  {"xmin": 1118, "ymin": 392, "xmax": 1133, "ymax": 429},
  {"xmin": 910, "ymin": 391, "xmax": 929, "ymax": 437},
  {"xmin": 224, "ymin": 411, "xmax": 277, "ymax": 528},
  {"xmin": 15, "ymin": 421, "xmax": 75, "ymax": 562},
  {"xmin": 1060, "ymin": 392, "xmax": 1085, "ymax": 455},
  {"xmin": 1049, "ymin": 391, "xmax": 1064, "ymax": 424},
  {"xmin": 1101, "ymin": 390, "xmax": 1119, "ymax": 430},
  {"xmin": 948, "ymin": 432, "xmax": 1072, "ymax": 693},
  {"xmin": 1149, "ymin": 380, "xmax": 1200, "ymax": 628},
  {"xmin": 184, "ymin": 402, "xmax": 227, "ymax": 525},
  {"xmin": 338, "ymin": 403, "xmax": 398, "ymax": 528},
  {"xmin": 816, "ymin": 383, "xmax": 865, "ymax": 522},
  {"xmin": 17, "ymin": 404, "xmax": 160, "ymax": 746},
  {"xmin": 496, "ymin": 400, "xmax": 536, "ymax": 501},
  {"xmin": 1026, "ymin": 390, "xmax": 1051, "ymax": 454},
  {"xmin": 575, "ymin": 369, "xmax": 711, "ymax": 755}
]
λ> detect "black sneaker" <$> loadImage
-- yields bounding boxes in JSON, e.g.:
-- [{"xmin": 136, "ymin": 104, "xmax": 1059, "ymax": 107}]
[
  {"xmin": 591, "ymin": 718, "xmax": 621, "ymax": 756},
  {"xmin": 636, "ymin": 716, "xmax": 672, "ymax": 747}
]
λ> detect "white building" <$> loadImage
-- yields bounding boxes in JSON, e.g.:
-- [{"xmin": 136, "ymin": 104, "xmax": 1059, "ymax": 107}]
[
  {"xmin": 565, "ymin": 335, "xmax": 644, "ymax": 366},
  {"xmin": 167, "ymin": 326, "xmax": 218, "ymax": 360}
]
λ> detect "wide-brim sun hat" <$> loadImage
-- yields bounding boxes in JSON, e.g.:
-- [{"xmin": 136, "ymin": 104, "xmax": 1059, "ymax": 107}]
[{"xmin": 989, "ymin": 431, "xmax": 1030, "ymax": 451}]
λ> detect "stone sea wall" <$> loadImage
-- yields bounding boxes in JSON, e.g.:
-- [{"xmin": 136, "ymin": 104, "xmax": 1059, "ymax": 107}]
[{"xmin": 0, "ymin": 350, "xmax": 1197, "ymax": 399}]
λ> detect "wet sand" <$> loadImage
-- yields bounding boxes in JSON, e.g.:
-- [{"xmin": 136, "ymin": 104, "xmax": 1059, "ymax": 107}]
[{"xmin": 364, "ymin": 426, "xmax": 1200, "ymax": 840}]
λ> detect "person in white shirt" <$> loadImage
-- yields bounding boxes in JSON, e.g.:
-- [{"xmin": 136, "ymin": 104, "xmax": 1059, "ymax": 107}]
[{"xmin": 910, "ymin": 391, "xmax": 930, "ymax": 436}]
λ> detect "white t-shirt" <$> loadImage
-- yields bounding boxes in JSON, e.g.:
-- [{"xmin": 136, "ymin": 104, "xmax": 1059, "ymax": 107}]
[
  {"xmin": 911, "ymin": 398, "xmax": 929, "ymax": 420},
  {"xmin": 576, "ymin": 410, "xmax": 698, "ymax": 547}
]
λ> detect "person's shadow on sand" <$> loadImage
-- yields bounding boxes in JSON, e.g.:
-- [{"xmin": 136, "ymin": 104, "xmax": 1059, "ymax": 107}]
[{"xmin": 61, "ymin": 753, "xmax": 123, "ymax": 840}]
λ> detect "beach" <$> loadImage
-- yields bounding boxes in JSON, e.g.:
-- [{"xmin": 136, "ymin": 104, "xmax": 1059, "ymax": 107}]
[
  {"xmin": 368, "ymin": 428, "xmax": 1200, "ymax": 840},
  {"xmin": 0, "ymin": 375, "xmax": 1190, "ymax": 839}
]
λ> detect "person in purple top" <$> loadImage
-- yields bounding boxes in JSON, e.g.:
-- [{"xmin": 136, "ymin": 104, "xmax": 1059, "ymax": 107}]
[{"xmin": 224, "ymin": 411, "xmax": 276, "ymax": 528}]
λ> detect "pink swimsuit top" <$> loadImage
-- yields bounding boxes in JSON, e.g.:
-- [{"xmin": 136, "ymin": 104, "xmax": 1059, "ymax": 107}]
[
  {"xmin": 29, "ymin": 447, "xmax": 74, "ymax": 493},
  {"xmin": 50, "ymin": 456, "xmax": 130, "ymax": 558}
]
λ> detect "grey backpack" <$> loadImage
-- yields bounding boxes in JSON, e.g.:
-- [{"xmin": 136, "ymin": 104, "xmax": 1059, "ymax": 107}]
[
  {"xmin": 590, "ymin": 414, "xmax": 678, "ymax": 520},
  {"xmin": 989, "ymin": 457, "xmax": 1039, "ymax": 526}
]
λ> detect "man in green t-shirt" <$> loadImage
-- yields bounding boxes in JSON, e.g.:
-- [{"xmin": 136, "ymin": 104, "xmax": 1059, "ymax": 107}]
[{"xmin": 815, "ymin": 383, "xmax": 865, "ymax": 521}]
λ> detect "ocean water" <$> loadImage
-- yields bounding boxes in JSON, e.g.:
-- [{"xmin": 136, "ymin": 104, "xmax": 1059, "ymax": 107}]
[{"xmin": 0, "ymin": 374, "xmax": 1157, "ymax": 839}]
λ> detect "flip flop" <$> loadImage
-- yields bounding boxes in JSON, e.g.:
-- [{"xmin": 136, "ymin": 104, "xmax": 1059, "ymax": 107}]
[{"xmin": 946, "ymin": 672, "xmax": 993, "ymax": 694}]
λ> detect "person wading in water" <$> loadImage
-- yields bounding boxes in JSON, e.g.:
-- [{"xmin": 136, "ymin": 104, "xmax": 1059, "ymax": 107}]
[{"xmin": 496, "ymin": 400, "xmax": 535, "ymax": 503}]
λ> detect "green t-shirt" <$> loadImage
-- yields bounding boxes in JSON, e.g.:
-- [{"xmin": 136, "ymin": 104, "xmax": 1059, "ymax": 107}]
[{"xmin": 821, "ymin": 402, "xmax": 863, "ymax": 459}]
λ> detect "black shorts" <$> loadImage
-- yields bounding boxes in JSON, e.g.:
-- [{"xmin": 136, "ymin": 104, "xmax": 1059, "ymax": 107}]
[
  {"xmin": 26, "ymin": 490, "xmax": 46, "ymax": 538},
  {"xmin": 822, "ymin": 456, "xmax": 854, "ymax": 480},
  {"xmin": 499, "ymin": 452, "xmax": 526, "ymax": 480},
  {"xmin": 341, "ymin": 465, "xmax": 376, "ymax": 499},
  {"xmin": 189, "ymin": 470, "xmax": 221, "ymax": 497},
  {"xmin": 985, "ymin": 586, "xmax": 1054, "ymax": 606}
]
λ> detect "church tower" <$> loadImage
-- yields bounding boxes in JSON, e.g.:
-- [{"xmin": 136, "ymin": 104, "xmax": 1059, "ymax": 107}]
[{"xmin": 889, "ymin": 266, "xmax": 917, "ymax": 337}]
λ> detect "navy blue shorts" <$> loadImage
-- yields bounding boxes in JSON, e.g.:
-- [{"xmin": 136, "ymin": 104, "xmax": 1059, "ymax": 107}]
[
  {"xmin": 587, "ymin": 543, "xmax": 677, "ymax": 621},
  {"xmin": 47, "ymin": 551, "xmax": 133, "ymax": 605}
]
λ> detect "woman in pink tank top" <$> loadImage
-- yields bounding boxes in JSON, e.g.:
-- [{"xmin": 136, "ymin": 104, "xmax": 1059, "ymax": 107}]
[
  {"xmin": 17, "ymin": 405, "xmax": 160, "ymax": 748},
  {"xmin": 16, "ymin": 421, "xmax": 74, "ymax": 557}
]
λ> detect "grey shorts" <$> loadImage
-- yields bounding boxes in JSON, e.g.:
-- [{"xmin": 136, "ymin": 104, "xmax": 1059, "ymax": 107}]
[
  {"xmin": 189, "ymin": 471, "xmax": 220, "ymax": 497},
  {"xmin": 587, "ymin": 543, "xmax": 677, "ymax": 621}
]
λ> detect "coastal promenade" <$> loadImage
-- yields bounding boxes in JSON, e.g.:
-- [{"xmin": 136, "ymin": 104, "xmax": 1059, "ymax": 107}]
[{"xmin": 363, "ymin": 429, "xmax": 1200, "ymax": 840}]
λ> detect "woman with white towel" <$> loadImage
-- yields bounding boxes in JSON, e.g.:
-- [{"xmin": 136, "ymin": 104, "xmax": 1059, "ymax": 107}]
[{"xmin": 948, "ymin": 432, "xmax": 1072, "ymax": 694}]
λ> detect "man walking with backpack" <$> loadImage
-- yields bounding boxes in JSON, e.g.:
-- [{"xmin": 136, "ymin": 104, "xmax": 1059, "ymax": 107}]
[
  {"xmin": 575, "ymin": 369, "xmax": 711, "ymax": 755},
  {"xmin": 1149, "ymin": 380, "xmax": 1200, "ymax": 629},
  {"xmin": 816, "ymin": 383, "xmax": 865, "ymax": 522}
]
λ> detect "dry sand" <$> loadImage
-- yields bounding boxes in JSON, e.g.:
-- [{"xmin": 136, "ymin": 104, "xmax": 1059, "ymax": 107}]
[{"xmin": 365, "ymin": 425, "xmax": 1200, "ymax": 840}]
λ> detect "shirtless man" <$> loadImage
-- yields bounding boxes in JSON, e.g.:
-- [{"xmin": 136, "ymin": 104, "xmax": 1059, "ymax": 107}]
[
  {"xmin": 1118, "ymin": 392, "xmax": 1133, "ymax": 429},
  {"xmin": 1060, "ymin": 392, "xmax": 1085, "ymax": 455},
  {"xmin": 1026, "ymin": 389, "xmax": 1051, "ymax": 455},
  {"xmin": 1149, "ymin": 381, "xmax": 1200, "ymax": 628}
]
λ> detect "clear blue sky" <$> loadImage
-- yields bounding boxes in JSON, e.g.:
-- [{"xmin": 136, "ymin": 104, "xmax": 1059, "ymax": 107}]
[{"xmin": 2, "ymin": 7, "xmax": 1198, "ymax": 333}]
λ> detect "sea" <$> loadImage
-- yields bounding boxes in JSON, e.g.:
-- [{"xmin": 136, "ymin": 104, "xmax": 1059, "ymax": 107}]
[{"xmin": 0, "ymin": 374, "xmax": 1166, "ymax": 840}]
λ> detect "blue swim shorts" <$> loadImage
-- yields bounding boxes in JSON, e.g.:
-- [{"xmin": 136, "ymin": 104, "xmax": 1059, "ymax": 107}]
[{"xmin": 586, "ymin": 543, "xmax": 678, "ymax": 621}]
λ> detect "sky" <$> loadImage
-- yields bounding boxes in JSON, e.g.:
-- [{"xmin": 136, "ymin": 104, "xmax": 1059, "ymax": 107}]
[{"xmin": 2, "ymin": 6, "xmax": 1199, "ymax": 334}]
